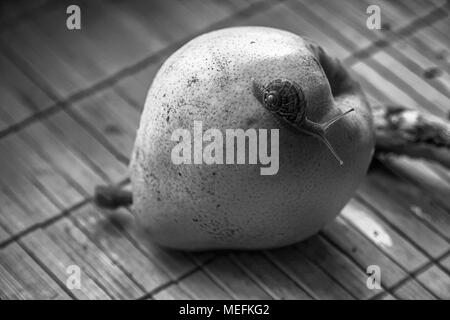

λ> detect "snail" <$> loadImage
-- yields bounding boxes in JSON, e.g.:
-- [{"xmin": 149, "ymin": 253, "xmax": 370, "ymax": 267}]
[{"xmin": 252, "ymin": 78, "xmax": 354, "ymax": 165}]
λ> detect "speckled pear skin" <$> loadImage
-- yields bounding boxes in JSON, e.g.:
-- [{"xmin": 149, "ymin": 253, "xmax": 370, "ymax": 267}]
[{"xmin": 129, "ymin": 27, "xmax": 374, "ymax": 250}]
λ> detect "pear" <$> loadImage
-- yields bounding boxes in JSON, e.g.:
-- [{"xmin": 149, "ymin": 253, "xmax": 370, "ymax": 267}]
[{"xmin": 124, "ymin": 27, "xmax": 374, "ymax": 250}]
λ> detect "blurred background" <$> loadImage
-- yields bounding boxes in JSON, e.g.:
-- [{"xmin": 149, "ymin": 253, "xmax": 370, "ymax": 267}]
[{"xmin": 0, "ymin": 0, "xmax": 449, "ymax": 300}]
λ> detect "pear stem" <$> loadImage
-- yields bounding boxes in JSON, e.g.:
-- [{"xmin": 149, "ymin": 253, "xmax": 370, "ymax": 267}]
[{"xmin": 94, "ymin": 185, "xmax": 133, "ymax": 209}]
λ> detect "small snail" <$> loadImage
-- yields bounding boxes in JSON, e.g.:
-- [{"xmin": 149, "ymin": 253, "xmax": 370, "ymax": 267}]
[{"xmin": 252, "ymin": 78, "xmax": 354, "ymax": 165}]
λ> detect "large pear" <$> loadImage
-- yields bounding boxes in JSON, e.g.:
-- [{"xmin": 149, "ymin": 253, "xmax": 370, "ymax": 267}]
[{"xmin": 129, "ymin": 27, "xmax": 374, "ymax": 250}]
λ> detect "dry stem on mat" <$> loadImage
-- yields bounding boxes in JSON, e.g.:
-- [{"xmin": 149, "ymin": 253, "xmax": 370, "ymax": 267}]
[{"xmin": 372, "ymin": 104, "xmax": 450, "ymax": 169}]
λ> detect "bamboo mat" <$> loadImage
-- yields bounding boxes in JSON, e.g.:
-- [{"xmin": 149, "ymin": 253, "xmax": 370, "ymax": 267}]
[{"xmin": 0, "ymin": 0, "xmax": 449, "ymax": 299}]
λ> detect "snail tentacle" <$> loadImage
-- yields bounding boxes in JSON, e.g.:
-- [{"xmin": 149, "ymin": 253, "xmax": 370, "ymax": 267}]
[
  {"xmin": 320, "ymin": 108, "xmax": 355, "ymax": 132},
  {"xmin": 299, "ymin": 108, "xmax": 355, "ymax": 165},
  {"xmin": 297, "ymin": 118, "xmax": 341, "ymax": 165}
]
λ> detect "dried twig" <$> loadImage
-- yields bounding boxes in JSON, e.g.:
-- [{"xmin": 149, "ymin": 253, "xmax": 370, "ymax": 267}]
[{"xmin": 372, "ymin": 104, "xmax": 450, "ymax": 169}]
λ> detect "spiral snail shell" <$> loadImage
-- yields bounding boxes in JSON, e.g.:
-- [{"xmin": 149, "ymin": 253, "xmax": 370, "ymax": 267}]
[{"xmin": 253, "ymin": 78, "xmax": 306, "ymax": 123}]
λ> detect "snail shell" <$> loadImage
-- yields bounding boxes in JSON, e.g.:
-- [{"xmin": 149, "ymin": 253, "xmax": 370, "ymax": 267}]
[{"xmin": 254, "ymin": 78, "xmax": 306, "ymax": 123}]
